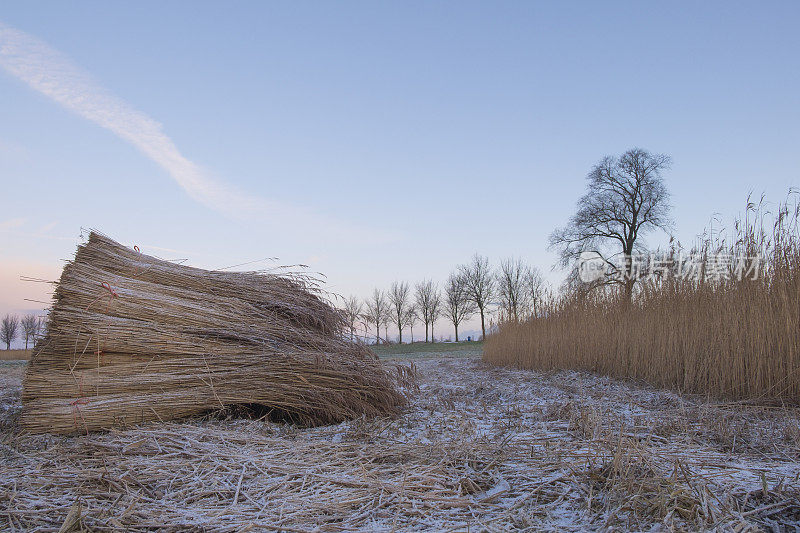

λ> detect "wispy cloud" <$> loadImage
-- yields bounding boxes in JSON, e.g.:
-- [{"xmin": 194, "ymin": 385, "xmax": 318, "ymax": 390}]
[
  {"xmin": 0, "ymin": 218, "xmax": 25, "ymax": 231},
  {"xmin": 0, "ymin": 21, "xmax": 393, "ymax": 243},
  {"xmin": 37, "ymin": 221, "xmax": 58, "ymax": 233}
]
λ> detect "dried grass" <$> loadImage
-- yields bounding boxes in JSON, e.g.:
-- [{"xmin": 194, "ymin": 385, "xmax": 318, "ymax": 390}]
[
  {"xmin": 0, "ymin": 350, "xmax": 30, "ymax": 361},
  {"xmin": 2, "ymin": 358, "xmax": 799, "ymax": 531},
  {"xmin": 21, "ymin": 232, "xmax": 408, "ymax": 434},
  {"xmin": 485, "ymin": 193, "xmax": 800, "ymax": 404}
]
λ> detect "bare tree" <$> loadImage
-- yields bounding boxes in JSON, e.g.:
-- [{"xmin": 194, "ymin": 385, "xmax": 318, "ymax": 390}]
[
  {"xmin": 21, "ymin": 314, "xmax": 39, "ymax": 350},
  {"xmin": 444, "ymin": 273, "xmax": 475, "ymax": 341},
  {"xmin": 381, "ymin": 313, "xmax": 391, "ymax": 344},
  {"xmin": 35, "ymin": 315, "xmax": 45, "ymax": 341},
  {"xmin": 35, "ymin": 315, "xmax": 47, "ymax": 339},
  {"xmin": 524, "ymin": 266, "xmax": 546, "ymax": 318},
  {"xmin": 559, "ymin": 262, "xmax": 596, "ymax": 301},
  {"xmin": 429, "ymin": 287, "xmax": 441, "ymax": 342},
  {"xmin": 364, "ymin": 289, "xmax": 388, "ymax": 344},
  {"xmin": 459, "ymin": 254, "xmax": 495, "ymax": 340},
  {"xmin": 496, "ymin": 257, "xmax": 528, "ymax": 322},
  {"xmin": 358, "ymin": 314, "xmax": 371, "ymax": 343},
  {"xmin": 342, "ymin": 296, "xmax": 363, "ymax": 341},
  {"xmin": 414, "ymin": 280, "xmax": 438, "ymax": 343},
  {"xmin": 549, "ymin": 148, "xmax": 673, "ymax": 301},
  {"xmin": 1, "ymin": 314, "xmax": 19, "ymax": 350},
  {"xmin": 388, "ymin": 281, "xmax": 411, "ymax": 344},
  {"xmin": 403, "ymin": 305, "xmax": 418, "ymax": 343}
]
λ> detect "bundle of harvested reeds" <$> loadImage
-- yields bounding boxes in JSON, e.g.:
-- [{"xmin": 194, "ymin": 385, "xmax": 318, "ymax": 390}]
[{"xmin": 21, "ymin": 232, "xmax": 408, "ymax": 434}]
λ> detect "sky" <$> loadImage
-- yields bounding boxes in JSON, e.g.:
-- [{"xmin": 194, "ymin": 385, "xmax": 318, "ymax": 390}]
[{"xmin": 1, "ymin": 1, "xmax": 798, "ymax": 344}]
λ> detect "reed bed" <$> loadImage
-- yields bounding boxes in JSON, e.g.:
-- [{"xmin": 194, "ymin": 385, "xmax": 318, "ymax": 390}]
[
  {"xmin": 21, "ymin": 232, "xmax": 408, "ymax": 434},
  {"xmin": 485, "ymin": 194, "xmax": 800, "ymax": 404},
  {"xmin": 0, "ymin": 349, "xmax": 30, "ymax": 361}
]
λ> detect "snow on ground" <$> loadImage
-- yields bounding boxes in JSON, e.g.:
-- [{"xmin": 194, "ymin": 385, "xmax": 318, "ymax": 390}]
[{"xmin": 1, "ymin": 356, "xmax": 799, "ymax": 531}]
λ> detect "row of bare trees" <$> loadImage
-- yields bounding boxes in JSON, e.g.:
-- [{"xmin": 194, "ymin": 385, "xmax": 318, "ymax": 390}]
[
  {"xmin": 341, "ymin": 255, "xmax": 548, "ymax": 344},
  {"xmin": 1, "ymin": 314, "xmax": 44, "ymax": 350},
  {"xmin": 341, "ymin": 148, "xmax": 673, "ymax": 345}
]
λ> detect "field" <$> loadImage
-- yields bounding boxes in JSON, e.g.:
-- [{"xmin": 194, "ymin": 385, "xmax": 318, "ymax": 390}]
[
  {"xmin": 0, "ymin": 349, "xmax": 31, "ymax": 361},
  {"xmin": 371, "ymin": 341, "xmax": 483, "ymax": 359},
  {"xmin": 2, "ymin": 348, "xmax": 799, "ymax": 531}
]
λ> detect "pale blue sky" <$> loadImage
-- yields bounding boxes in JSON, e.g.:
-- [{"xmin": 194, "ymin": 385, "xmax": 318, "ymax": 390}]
[{"xmin": 1, "ymin": 1, "xmax": 798, "ymax": 341}]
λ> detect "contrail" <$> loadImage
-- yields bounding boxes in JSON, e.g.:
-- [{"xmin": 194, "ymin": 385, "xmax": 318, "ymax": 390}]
[
  {"xmin": 0, "ymin": 22, "xmax": 253, "ymax": 214},
  {"xmin": 0, "ymin": 21, "xmax": 389, "ymax": 242}
]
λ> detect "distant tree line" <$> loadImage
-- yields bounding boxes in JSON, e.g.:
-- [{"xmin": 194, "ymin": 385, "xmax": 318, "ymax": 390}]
[
  {"xmin": 1, "ymin": 313, "xmax": 44, "ymax": 350},
  {"xmin": 343, "ymin": 148, "xmax": 674, "ymax": 344},
  {"xmin": 342, "ymin": 254, "xmax": 549, "ymax": 345}
]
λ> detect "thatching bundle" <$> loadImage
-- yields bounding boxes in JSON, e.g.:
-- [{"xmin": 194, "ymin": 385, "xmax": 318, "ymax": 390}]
[{"xmin": 22, "ymin": 232, "xmax": 407, "ymax": 434}]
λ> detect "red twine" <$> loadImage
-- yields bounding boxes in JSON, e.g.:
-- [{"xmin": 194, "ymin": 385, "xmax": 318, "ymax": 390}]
[
  {"xmin": 70, "ymin": 375, "xmax": 91, "ymax": 434},
  {"xmin": 85, "ymin": 281, "xmax": 119, "ymax": 312},
  {"xmin": 101, "ymin": 282, "xmax": 118, "ymax": 298}
]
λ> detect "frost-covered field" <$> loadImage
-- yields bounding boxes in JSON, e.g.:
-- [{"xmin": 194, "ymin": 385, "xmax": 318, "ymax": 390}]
[{"xmin": 1, "ymin": 357, "xmax": 799, "ymax": 531}]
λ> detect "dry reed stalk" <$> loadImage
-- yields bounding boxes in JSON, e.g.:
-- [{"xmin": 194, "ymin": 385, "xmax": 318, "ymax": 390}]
[
  {"xmin": 485, "ymin": 194, "xmax": 800, "ymax": 404},
  {"xmin": 21, "ymin": 232, "xmax": 408, "ymax": 434}
]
